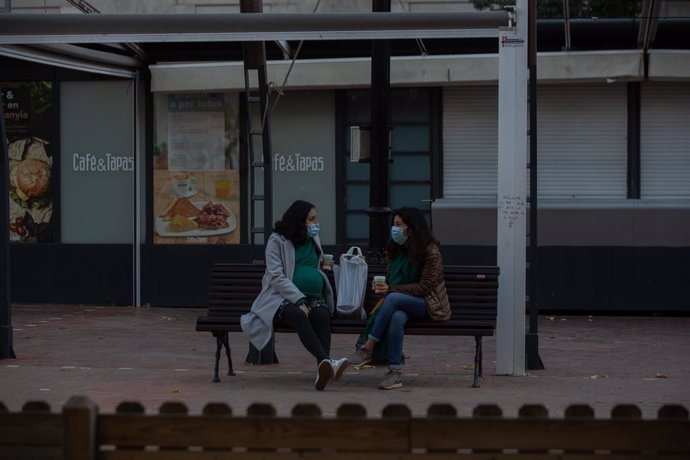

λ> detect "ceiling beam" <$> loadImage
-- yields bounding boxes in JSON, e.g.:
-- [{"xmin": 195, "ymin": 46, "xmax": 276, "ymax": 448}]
[{"xmin": 0, "ymin": 12, "xmax": 510, "ymax": 45}]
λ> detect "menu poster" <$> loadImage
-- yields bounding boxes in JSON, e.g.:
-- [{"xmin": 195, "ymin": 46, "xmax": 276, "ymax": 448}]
[
  {"xmin": 153, "ymin": 92, "xmax": 241, "ymax": 245},
  {"xmin": 167, "ymin": 93, "xmax": 225, "ymax": 171},
  {"xmin": 2, "ymin": 81, "xmax": 55, "ymax": 243}
]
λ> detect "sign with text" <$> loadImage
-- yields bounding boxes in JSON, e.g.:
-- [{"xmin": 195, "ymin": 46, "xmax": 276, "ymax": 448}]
[
  {"xmin": 2, "ymin": 81, "xmax": 55, "ymax": 243},
  {"xmin": 153, "ymin": 92, "xmax": 241, "ymax": 245},
  {"xmin": 167, "ymin": 93, "xmax": 225, "ymax": 171},
  {"xmin": 72, "ymin": 153, "xmax": 134, "ymax": 172}
]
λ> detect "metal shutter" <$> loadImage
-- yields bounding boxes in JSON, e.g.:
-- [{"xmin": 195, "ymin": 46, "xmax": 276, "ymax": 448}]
[
  {"xmin": 537, "ymin": 84, "xmax": 627, "ymax": 200},
  {"xmin": 443, "ymin": 84, "xmax": 627, "ymax": 203},
  {"xmin": 442, "ymin": 86, "xmax": 498, "ymax": 199},
  {"xmin": 641, "ymin": 83, "xmax": 690, "ymax": 200}
]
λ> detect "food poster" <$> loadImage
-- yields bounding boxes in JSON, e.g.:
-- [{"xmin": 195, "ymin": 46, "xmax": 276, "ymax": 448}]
[
  {"xmin": 2, "ymin": 81, "xmax": 55, "ymax": 242},
  {"xmin": 153, "ymin": 92, "xmax": 241, "ymax": 244}
]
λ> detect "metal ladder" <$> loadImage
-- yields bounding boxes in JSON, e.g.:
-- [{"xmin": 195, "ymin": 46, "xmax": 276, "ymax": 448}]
[{"xmin": 242, "ymin": 48, "xmax": 273, "ymax": 262}]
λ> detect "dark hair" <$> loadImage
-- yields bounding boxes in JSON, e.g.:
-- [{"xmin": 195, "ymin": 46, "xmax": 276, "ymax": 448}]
[
  {"xmin": 274, "ymin": 200, "xmax": 316, "ymax": 247},
  {"xmin": 386, "ymin": 207, "xmax": 438, "ymax": 266}
]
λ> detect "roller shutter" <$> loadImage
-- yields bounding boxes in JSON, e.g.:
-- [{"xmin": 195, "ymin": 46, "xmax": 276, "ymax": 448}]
[
  {"xmin": 443, "ymin": 84, "xmax": 627, "ymax": 203},
  {"xmin": 640, "ymin": 83, "xmax": 690, "ymax": 200},
  {"xmin": 537, "ymin": 84, "xmax": 627, "ymax": 200},
  {"xmin": 442, "ymin": 86, "xmax": 498, "ymax": 199}
]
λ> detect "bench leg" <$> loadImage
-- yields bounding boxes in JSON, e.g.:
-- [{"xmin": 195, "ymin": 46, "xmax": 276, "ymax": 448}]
[
  {"xmin": 472, "ymin": 336, "xmax": 483, "ymax": 388},
  {"xmin": 211, "ymin": 331, "xmax": 235, "ymax": 382},
  {"xmin": 222, "ymin": 332, "xmax": 235, "ymax": 376},
  {"xmin": 212, "ymin": 332, "xmax": 223, "ymax": 383}
]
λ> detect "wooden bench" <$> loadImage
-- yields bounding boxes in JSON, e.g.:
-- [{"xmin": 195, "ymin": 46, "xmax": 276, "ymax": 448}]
[
  {"xmin": 2, "ymin": 397, "xmax": 689, "ymax": 459},
  {"xmin": 196, "ymin": 262, "xmax": 499, "ymax": 387}
]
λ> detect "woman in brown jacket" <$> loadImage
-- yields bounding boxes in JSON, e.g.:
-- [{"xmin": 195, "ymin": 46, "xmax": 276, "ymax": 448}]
[{"xmin": 346, "ymin": 207, "xmax": 450, "ymax": 389}]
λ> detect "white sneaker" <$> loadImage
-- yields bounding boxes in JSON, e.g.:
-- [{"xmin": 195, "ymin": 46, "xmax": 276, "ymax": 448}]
[
  {"xmin": 315, "ymin": 359, "xmax": 334, "ymax": 391},
  {"xmin": 330, "ymin": 358, "xmax": 349, "ymax": 380}
]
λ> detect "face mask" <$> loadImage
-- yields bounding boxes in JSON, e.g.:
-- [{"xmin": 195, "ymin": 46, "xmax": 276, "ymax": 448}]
[
  {"xmin": 391, "ymin": 225, "xmax": 408, "ymax": 245},
  {"xmin": 307, "ymin": 223, "xmax": 320, "ymax": 238}
]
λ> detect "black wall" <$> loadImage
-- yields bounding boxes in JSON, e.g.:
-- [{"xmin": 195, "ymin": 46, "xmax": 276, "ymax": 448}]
[{"xmin": 10, "ymin": 244, "xmax": 133, "ymax": 305}]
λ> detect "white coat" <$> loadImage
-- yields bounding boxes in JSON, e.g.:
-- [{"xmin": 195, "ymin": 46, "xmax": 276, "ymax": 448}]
[{"xmin": 240, "ymin": 232, "xmax": 334, "ymax": 350}]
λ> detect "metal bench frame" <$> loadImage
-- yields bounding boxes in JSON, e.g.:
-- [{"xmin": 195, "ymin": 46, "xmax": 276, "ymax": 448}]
[{"xmin": 197, "ymin": 263, "xmax": 498, "ymax": 388}]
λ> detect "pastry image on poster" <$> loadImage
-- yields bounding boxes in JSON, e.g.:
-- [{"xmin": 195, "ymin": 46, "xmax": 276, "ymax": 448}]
[{"xmin": 2, "ymin": 81, "xmax": 54, "ymax": 242}]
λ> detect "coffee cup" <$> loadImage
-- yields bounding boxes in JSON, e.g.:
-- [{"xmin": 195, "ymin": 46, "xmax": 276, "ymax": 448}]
[
  {"xmin": 321, "ymin": 254, "xmax": 334, "ymax": 270},
  {"xmin": 373, "ymin": 275, "xmax": 386, "ymax": 286},
  {"xmin": 172, "ymin": 172, "xmax": 197, "ymax": 196}
]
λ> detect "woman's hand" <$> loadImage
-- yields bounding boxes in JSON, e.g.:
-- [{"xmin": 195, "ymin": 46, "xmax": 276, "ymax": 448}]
[
  {"xmin": 373, "ymin": 282, "xmax": 389, "ymax": 296},
  {"xmin": 299, "ymin": 304, "xmax": 310, "ymax": 316}
]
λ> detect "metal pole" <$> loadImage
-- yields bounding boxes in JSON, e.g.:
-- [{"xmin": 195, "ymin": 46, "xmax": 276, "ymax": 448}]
[
  {"xmin": 526, "ymin": 0, "xmax": 544, "ymax": 370},
  {"xmin": 0, "ymin": 83, "xmax": 15, "ymax": 359},
  {"xmin": 367, "ymin": 0, "xmax": 391, "ymax": 266},
  {"xmin": 133, "ymin": 73, "xmax": 143, "ymax": 307},
  {"xmin": 3, "ymin": 0, "xmax": 10, "ymax": 13}
]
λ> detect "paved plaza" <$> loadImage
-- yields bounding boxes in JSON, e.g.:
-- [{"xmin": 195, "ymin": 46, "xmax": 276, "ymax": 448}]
[{"xmin": 1, "ymin": 304, "xmax": 688, "ymax": 418}]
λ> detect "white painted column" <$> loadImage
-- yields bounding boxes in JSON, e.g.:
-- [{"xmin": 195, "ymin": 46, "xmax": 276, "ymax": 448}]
[{"xmin": 496, "ymin": 1, "xmax": 528, "ymax": 376}]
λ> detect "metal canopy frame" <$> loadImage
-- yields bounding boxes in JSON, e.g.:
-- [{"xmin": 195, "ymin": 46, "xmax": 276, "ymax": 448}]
[
  {"xmin": 0, "ymin": 9, "xmax": 516, "ymax": 366},
  {"xmin": 0, "ymin": 44, "xmax": 139, "ymax": 78},
  {"xmin": 0, "ymin": 12, "xmax": 509, "ymax": 44}
]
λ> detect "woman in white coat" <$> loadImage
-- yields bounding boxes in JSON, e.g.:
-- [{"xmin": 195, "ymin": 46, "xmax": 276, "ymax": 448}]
[{"xmin": 241, "ymin": 200, "xmax": 347, "ymax": 390}]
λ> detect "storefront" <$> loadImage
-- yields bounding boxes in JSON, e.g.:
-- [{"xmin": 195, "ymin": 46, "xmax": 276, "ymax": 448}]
[
  {"xmin": 2, "ymin": 14, "xmax": 689, "ymax": 313},
  {"xmin": 435, "ymin": 81, "xmax": 690, "ymax": 312},
  {"xmin": 2, "ymin": 56, "xmax": 140, "ymax": 305}
]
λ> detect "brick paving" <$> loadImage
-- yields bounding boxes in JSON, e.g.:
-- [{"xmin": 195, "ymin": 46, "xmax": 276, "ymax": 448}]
[{"xmin": 1, "ymin": 304, "xmax": 688, "ymax": 418}]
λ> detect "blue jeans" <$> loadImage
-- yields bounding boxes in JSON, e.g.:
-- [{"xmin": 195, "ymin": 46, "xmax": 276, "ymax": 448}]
[{"xmin": 368, "ymin": 292, "xmax": 429, "ymax": 370}]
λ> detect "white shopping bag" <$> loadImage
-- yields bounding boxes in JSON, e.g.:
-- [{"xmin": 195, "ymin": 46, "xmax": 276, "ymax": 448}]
[{"xmin": 333, "ymin": 246, "xmax": 368, "ymax": 319}]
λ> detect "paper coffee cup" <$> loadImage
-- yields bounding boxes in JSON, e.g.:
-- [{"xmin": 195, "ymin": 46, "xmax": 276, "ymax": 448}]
[
  {"xmin": 373, "ymin": 275, "xmax": 386, "ymax": 286},
  {"xmin": 321, "ymin": 254, "xmax": 333, "ymax": 270}
]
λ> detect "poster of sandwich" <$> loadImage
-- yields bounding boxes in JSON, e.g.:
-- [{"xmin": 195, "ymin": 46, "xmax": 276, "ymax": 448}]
[
  {"xmin": 152, "ymin": 92, "xmax": 241, "ymax": 244},
  {"xmin": 2, "ymin": 81, "xmax": 55, "ymax": 243}
]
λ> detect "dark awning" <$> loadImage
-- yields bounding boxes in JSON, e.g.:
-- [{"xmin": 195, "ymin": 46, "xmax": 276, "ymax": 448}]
[{"xmin": 0, "ymin": 12, "xmax": 509, "ymax": 44}]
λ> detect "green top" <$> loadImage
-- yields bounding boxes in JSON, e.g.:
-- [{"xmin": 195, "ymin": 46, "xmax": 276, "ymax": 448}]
[
  {"xmin": 389, "ymin": 252, "xmax": 421, "ymax": 286},
  {"xmin": 292, "ymin": 239, "xmax": 324, "ymax": 299}
]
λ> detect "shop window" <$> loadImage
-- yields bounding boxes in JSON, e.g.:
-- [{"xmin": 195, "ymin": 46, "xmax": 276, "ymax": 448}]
[
  {"xmin": 341, "ymin": 88, "xmax": 434, "ymax": 245},
  {"xmin": 60, "ymin": 81, "xmax": 135, "ymax": 244},
  {"xmin": 391, "ymin": 154, "xmax": 430, "ymax": 181}
]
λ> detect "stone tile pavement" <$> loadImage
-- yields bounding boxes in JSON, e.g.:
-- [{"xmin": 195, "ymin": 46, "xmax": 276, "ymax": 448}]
[{"xmin": 1, "ymin": 304, "xmax": 688, "ymax": 418}]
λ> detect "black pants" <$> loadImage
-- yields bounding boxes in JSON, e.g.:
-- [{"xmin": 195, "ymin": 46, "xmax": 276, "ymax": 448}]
[{"xmin": 276, "ymin": 301, "xmax": 331, "ymax": 365}]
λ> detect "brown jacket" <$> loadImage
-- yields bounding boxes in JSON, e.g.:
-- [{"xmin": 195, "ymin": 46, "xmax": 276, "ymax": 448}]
[{"xmin": 389, "ymin": 243, "xmax": 451, "ymax": 321}]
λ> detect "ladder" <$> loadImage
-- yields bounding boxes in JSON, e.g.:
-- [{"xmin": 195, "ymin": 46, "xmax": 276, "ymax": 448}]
[{"xmin": 242, "ymin": 44, "xmax": 273, "ymax": 262}]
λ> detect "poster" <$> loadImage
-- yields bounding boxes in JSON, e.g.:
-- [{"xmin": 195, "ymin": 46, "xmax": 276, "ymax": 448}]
[
  {"xmin": 167, "ymin": 93, "xmax": 226, "ymax": 171},
  {"xmin": 153, "ymin": 92, "xmax": 241, "ymax": 244},
  {"xmin": 2, "ymin": 81, "xmax": 55, "ymax": 243}
]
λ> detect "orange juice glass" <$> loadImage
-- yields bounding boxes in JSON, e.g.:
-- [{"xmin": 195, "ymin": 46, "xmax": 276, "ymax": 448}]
[{"xmin": 214, "ymin": 176, "xmax": 233, "ymax": 199}]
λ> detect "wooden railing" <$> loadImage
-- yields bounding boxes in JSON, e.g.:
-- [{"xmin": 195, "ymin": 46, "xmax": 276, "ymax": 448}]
[{"xmin": 1, "ymin": 397, "xmax": 689, "ymax": 459}]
